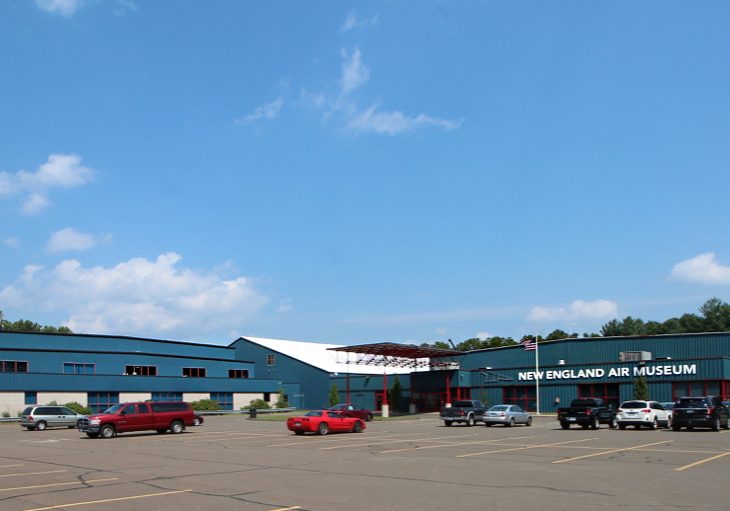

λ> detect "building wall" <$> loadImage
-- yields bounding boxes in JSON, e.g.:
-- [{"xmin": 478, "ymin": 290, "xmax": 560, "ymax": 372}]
[
  {"xmin": 231, "ymin": 338, "xmax": 330, "ymax": 409},
  {"xmin": 0, "ymin": 392, "xmax": 25, "ymax": 416}
]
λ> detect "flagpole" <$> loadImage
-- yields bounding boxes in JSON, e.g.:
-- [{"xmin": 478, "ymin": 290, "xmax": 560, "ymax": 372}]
[{"xmin": 535, "ymin": 335, "xmax": 540, "ymax": 415}]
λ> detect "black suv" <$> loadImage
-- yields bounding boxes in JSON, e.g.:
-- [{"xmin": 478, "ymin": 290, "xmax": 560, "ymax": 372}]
[{"xmin": 671, "ymin": 396, "xmax": 730, "ymax": 431}]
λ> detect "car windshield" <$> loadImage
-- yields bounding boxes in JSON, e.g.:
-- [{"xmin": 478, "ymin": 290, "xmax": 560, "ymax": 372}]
[
  {"xmin": 489, "ymin": 405, "xmax": 509, "ymax": 411},
  {"xmin": 620, "ymin": 401, "xmax": 647, "ymax": 409},
  {"xmin": 305, "ymin": 411, "xmax": 322, "ymax": 417},
  {"xmin": 104, "ymin": 403, "xmax": 125, "ymax": 413}
]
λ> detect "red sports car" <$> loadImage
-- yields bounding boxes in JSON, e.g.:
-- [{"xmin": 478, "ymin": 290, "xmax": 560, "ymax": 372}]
[
  {"xmin": 287, "ymin": 410, "xmax": 367, "ymax": 435},
  {"xmin": 328, "ymin": 403, "xmax": 374, "ymax": 422}
]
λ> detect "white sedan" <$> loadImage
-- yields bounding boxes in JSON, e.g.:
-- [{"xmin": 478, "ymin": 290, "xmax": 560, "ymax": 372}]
[
  {"xmin": 617, "ymin": 400, "xmax": 671, "ymax": 429},
  {"xmin": 484, "ymin": 404, "xmax": 532, "ymax": 427}
]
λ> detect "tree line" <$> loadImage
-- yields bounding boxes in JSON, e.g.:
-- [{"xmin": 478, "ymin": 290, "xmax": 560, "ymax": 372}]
[
  {"xmin": 0, "ymin": 310, "xmax": 72, "ymax": 334},
  {"xmin": 421, "ymin": 297, "xmax": 730, "ymax": 352}
]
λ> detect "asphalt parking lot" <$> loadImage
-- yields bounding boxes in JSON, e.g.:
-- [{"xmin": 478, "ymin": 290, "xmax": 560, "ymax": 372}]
[{"xmin": 2, "ymin": 414, "xmax": 729, "ymax": 511}]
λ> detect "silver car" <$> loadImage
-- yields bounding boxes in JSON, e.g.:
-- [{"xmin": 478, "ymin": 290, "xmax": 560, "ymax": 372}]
[
  {"xmin": 484, "ymin": 404, "xmax": 532, "ymax": 427},
  {"xmin": 20, "ymin": 405, "xmax": 87, "ymax": 431}
]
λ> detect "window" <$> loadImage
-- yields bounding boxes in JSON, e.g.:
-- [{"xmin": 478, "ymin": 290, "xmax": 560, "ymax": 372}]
[
  {"xmin": 1, "ymin": 360, "xmax": 28, "ymax": 373},
  {"xmin": 266, "ymin": 354, "xmax": 275, "ymax": 366},
  {"xmin": 125, "ymin": 365, "xmax": 157, "ymax": 376},
  {"xmin": 228, "ymin": 369, "xmax": 249, "ymax": 379},
  {"xmin": 210, "ymin": 392, "xmax": 233, "ymax": 410},
  {"xmin": 87, "ymin": 392, "xmax": 119, "ymax": 413},
  {"xmin": 63, "ymin": 363, "xmax": 95, "ymax": 374},
  {"xmin": 263, "ymin": 392, "xmax": 271, "ymax": 402},
  {"xmin": 672, "ymin": 381, "xmax": 728, "ymax": 400},
  {"xmin": 182, "ymin": 367, "xmax": 206, "ymax": 378},
  {"xmin": 150, "ymin": 402, "xmax": 189, "ymax": 412},
  {"xmin": 503, "ymin": 386, "xmax": 536, "ymax": 411},
  {"xmin": 578, "ymin": 383, "xmax": 620, "ymax": 408},
  {"xmin": 24, "ymin": 392, "xmax": 37, "ymax": 405},
  {"xmin": 151, "ymin": 392, "xmax": 182, "ymax": 402}
]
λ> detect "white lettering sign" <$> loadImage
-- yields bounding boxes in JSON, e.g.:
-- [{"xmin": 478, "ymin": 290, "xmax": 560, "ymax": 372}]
[{"xmin": 517, "ymin": 364, "xmax": 697, "ymax": 381}]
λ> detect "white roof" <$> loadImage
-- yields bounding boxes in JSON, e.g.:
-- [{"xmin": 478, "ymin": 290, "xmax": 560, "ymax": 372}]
[{"xmin": 240, "ymin": 336, "xmax": 416, "ymax": 375}]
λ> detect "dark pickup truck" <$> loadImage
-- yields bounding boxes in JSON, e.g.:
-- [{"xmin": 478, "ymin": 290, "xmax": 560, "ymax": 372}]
[
  {"xmin": 557, "ymin": 398, "xmax": 618, "ymax": 430},
  {"xmin": 440, "ymin": 399, "xmax": 487, "ymax": 427}
]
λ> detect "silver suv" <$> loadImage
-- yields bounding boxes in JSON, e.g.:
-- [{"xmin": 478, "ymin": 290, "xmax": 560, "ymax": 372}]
[{"xmin": 20, "ymin": 405, "xmax": 87, "ymax": 431}]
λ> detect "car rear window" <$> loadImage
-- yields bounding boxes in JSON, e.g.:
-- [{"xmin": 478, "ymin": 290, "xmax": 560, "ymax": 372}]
[
  {"xmin": 677, "ymin": 398, "xmax": 708, "ymax": 408},
  {"xmin": 150, "ymin": 402, "xmax": 189, "ymax": 412},
  {"xmin": 620, "ymin": 401, "xmax": 647, "ymax": 409},
  {"xmin": 490, "ymin": 405, "xmax": 509, "ymax": 411},
  {"xmin": 452, "ymin": 401, "xmax": 475, "ymax": 408}
]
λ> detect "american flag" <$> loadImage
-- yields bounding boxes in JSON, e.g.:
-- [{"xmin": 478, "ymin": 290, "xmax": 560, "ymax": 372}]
[{"xmin": 521, "ymin": 338, "xmax": 537, "ymax": 351}]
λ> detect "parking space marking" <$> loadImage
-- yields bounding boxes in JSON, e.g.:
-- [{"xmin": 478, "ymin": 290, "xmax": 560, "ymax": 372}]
[
  {"xmin": 675, "ymin": 451, "xmax": 730, "ymax": 471},
  {"xmin": 0, "ymin": 464, "xmax": 24, "ymax": 469},
  {"xmin": 457, "ymin": 438, "xmax": 598, "ymax": 458},
  {"xmin": 269, "ymin": 507, "xmax": 301, "ymax": 511},
  {"xmin": 380, "ymin": 435, "xmax": 535, "ymax": 454},
  {"xmin": 321, "ymin": 433, "xmax": 478, "ymax": 450},
  {"xmin": 0, "ymin": 470, "xmax": 66, "ymax": 478},
  {"xmin": 271, "ymin": 432, "xmax": 426, "ymax": 448},
  {"xmin": 0, "ymin": 478, "xmax": 118, "ymax": 493},
  {"xmin": 22, "ymin": 489, "xmax": 193, "ymax": 511},
  {"xmin": 552, "ymin": 440, "xmax": 671, "ymax": 464},
  {"xmin": 183, "ymin": 433, "xmax": 289, "ymax": 443}
]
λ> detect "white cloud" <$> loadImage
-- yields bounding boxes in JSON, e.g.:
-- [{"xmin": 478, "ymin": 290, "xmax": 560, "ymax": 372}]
[
  {"xmin": 0, "ymin": 253, "xmax": 269, "ymax": 339},
  {"xmin": 339, "ymin": 48, "xmax": 370, "ymax": 96},
  {"xmin": 47, "ymin": 228, "xmax": 109, "ymax": 252},
  {"xmin": 3, "ymin": 237, "xmax": 21, "ymax": 249},
  {"xmin": 341, "ymin": 11, "xmax": 379, "ymax": 33},
  {"xmin": 669, "ymin": 252, "xmax": 730, "ymax": 285},
  {"xmin": 346, "ymin": 105, "xmax": 463, "ymax": 135},
  {"xmin": 21, "ymin": 193, "xmax": 51, "ymax": 215},
  {"xmin": 1, "ymin": 154, "xmax": 95, "ymax": 215},
  {"xmin": 527, "ymin": 299, "xmax": 618, "ymax": 323},
  {"xmin": 235, "ymin": 98, "xmax": 284, "ymax": 125},
  {"xmin": 36, "ymin": 0, "xmax": 83, "ymax": 17}
]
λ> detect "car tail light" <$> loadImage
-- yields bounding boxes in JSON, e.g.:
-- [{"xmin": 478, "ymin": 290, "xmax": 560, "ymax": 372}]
[
  {"xmin": 585, "ymin": 409, "xmax": 592, "ymax": 415},
  {"xmin": 500, "ymin": 412, "xmax": 506, "ymax": 417},
  {"xmin": 618, "ymin": 409, "xmax": 624, "ymax": 413},
  {"xmin": 707, "ymin": 407, "xmax": 714, "ymax": 416},
  {"xmin": 28, "ymin": 415, "xmax": 33, "ymax": 421},
  {"xmin": 642, "ymin": 409, "xmax": 651, "ymax": 413}
]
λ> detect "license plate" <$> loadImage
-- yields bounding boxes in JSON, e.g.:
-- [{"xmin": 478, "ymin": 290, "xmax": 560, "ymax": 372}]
[
  {"xmin": 294, "ymin": 422, "xmax": 301, "ymax": 427},
  {"xmin": 568, "ymin": 417, "xmax": 576, "ymax": 422}
]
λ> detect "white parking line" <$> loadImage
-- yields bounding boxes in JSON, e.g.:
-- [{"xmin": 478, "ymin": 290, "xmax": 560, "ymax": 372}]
[
  {"xmin": 552, "ymin": 440, "xmax": 671, "ymax": 464},
  {"xmin": 458, "ymin": 438, "xmax": 598, "ymax": 458}
]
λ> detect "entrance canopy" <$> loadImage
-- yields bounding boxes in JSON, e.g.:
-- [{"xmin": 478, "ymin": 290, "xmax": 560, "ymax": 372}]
[{"xmin": 328, "ymin": 342, "xmax": 462, "ymax": 370}]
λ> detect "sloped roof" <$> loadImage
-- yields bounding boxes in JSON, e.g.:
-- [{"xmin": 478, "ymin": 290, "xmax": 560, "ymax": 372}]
[{"xmin": 238, "ymin": 336, "xmax": 417, "ymax": 375}]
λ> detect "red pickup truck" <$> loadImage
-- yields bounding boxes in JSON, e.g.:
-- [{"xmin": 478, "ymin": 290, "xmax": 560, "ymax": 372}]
[{"xmin": 78, "ymin": 401, "xmax": 195, "ymax": 438}]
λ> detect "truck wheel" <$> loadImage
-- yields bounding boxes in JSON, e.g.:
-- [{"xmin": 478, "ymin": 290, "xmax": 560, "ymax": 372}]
[
  {"xmin": 609, "ymin": 417, "xmax": 618, "ymax": 429},
  {"xmin": 711, "ymin": 418, "xmax": 721, "ymax": 432},
  {"xmin": 100, "ymin": 424, "xmax": 116, "ymax": 439},
  {"xmin": 466, "ymin": 415, "xmax": 475, "ymax": 427},
  {"xmin": 672, "ymin": 424, "xmax": 681, "ymax": 431},
  {"xmin": 590, "ymin": 417, "xmax": 599, "ymax": 430},
  {"xmin": 444, "ymin": 421, "xmax": 452, "ymax": 427},
  {"xmin": 170, "ymin": 420, "xmax": 185, "ymax": 434},
  {"xmin": 560, "ymin": 421, "xmax": 570, "ymax": 430}
]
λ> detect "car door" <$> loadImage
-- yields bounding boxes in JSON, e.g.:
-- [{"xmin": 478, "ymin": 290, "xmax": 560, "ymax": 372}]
[
  {"xmin": 46, "ymin": 407, "xmax": 66, "ymax": 428},
  {"xmin": 651, "ymin": 402, "xmax": 667, "ymax": 424},
  {"xmin": 512, "ymin": 405, "xmax": 527, "ymax": 424},
  {"xmin": 329, "ymin": 412, "xmax": 349, "ymax": 432},
  {"xmin": 58, "ymin": 407, "xmax": 78, "ymax": 427}
]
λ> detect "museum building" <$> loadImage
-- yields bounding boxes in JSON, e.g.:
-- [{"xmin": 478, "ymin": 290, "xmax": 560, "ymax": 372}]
[{"xmin": 1, "ymin": 330, "xmax": 728, "ymax": 415}]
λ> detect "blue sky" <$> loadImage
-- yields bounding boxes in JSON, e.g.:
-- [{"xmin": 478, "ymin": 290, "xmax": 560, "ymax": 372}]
[{"xmin": 1, "ymin": 1, "xmax": 729, "ymax": 345}]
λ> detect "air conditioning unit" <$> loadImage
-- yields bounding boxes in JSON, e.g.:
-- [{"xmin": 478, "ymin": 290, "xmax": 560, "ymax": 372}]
[{"xmin": 619, "ymin": 351, "xmax": 652, "ymax": 362}]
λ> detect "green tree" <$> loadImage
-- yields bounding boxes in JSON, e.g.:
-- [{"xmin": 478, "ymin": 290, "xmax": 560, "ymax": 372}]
[
  {"xmin": 328, "ymin": 383, "xmax": 340, "ymax": 406},
  {"xmin": 64, "ymin": 401, "xmax": 92, "ymax": 415},
  {"xmin": 248, "ymin": 398, "xmax": 270, "ymax": 410},
  {"xmin": 0, "ymin": 311, "xmax": 72, "ymax": 333},
  {"xmin": 633, "ymin": 375, "xmax": 649, "ymax": 400},
  {"xmin": 275, "ymin": 386, "xmax": 289, "ymax": 408},
  {"xmin": 545, "ymin": 329, "xmax": 578, "ymax": 341}
]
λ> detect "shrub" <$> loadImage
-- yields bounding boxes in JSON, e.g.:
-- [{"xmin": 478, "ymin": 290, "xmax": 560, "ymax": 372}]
[
  {"xmin": 247, "ymin": 398, "xmax": 270, "ymax": 410},
  {"xmin": 64, "ymin": 401, "xmax": 92, "ymax": 415},
  {"xmin": 275, "ymin": 387, "xmax": 288, "ymax": 408},
  {"xmin": 191, "ymin": 399, "xmax": 219, "ymax": 411}
]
